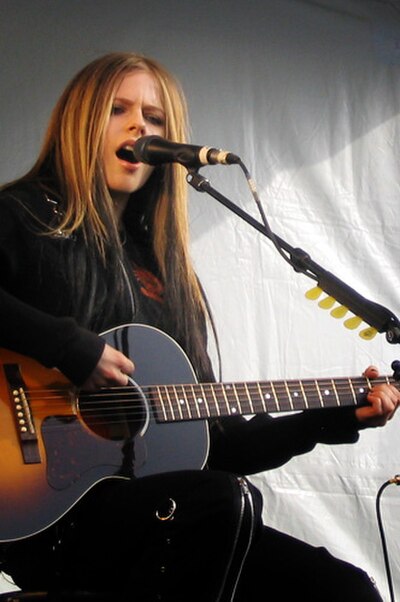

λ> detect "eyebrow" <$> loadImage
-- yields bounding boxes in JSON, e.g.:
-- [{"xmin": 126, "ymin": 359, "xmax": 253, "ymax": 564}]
[{"xmin": 114, "ymin": 96, "xmax": 165, "ymax": 113}]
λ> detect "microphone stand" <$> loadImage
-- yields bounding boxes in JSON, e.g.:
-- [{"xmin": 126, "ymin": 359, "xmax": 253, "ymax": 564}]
[{"xmin": 186, "ymin": 169, "xmax": 400, "ymax": 346}]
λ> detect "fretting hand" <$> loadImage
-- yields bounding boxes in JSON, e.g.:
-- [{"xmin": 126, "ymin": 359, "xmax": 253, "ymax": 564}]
[{"xmin": 355, "ymin": 365, "xmax": 400, "ymax": 427}]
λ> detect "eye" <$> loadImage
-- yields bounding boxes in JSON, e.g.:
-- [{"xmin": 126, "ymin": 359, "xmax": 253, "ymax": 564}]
[
  {"xmin": 145, "ymin": 113, "xmax": 165, "ymax": 127},
  {"xmin": 111, "ymin": 104, "xmax": 125, "ymax": 116}
]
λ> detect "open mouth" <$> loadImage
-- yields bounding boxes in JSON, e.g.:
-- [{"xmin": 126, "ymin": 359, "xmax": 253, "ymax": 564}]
[{"xmin": 116, "ymin": 145, "xmax": 138, "ymax": 164}]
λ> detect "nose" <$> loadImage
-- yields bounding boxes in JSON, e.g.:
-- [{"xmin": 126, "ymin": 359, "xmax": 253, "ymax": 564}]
[{"xmin": 129, "ymin": 108, "xmax": 146, "ymax": 136}]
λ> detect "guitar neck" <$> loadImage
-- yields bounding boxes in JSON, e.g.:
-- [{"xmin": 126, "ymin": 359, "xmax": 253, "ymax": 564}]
[{"xmin": 150, "ymin": 375, "xmax": 396, "ymax": 423}]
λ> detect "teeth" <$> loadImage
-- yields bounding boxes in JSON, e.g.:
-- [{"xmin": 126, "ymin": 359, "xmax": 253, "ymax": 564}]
[{"xmin": 123, "ymin": 144, "xmax": 134, "ymax": 151}]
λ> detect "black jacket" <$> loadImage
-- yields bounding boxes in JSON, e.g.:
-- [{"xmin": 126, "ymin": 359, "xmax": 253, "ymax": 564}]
[{"xmin": 0, "ymin": 181, "xmax": 360, "ymax": 477}]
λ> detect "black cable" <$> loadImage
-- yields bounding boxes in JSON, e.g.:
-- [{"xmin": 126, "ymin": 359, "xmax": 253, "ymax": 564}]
[
  {"xmin": 237, "ymin": 159, "xmax": 318, "ymax": 280},
  {"xmin": 376, "ymin": 476, "xmax": 400, "ymax": 602}
]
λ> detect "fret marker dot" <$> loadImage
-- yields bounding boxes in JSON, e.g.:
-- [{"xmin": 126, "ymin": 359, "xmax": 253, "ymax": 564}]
[
  {"xmin": 324, "ymin": 390, "xmax": 330, "ymax": 396},
  {"xmin": 358, "ymin": 388, "xmax": 365, "ymax": 394},
  {"xmin": 197, "ymin": 398, "xmax": 203, "ymax": 404},
  {"xmin": 293, "ymin": 391, "xmax": 299, "ymax": 397},
  {"xmin": 231, "ymin": 407, "xmax": 237, "ymax": 413},
  {"xmin": 179, "ymin": 399, "xmax": 185, "ymax": 405},
  {"xmin": 264, "ymin": 393, "xmax": 271, "ymax": 400}
]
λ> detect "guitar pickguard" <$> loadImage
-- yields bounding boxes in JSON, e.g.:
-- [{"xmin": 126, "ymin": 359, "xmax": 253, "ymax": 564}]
[{"xmin": 42, "ymin": 415, "xmax": 146, "ymax": 490}]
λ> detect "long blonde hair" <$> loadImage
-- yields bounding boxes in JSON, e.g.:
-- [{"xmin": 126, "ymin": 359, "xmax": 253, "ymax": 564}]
[{"xmin": 16, "ymin": 52, "xmax": 214, "ymax": 378}]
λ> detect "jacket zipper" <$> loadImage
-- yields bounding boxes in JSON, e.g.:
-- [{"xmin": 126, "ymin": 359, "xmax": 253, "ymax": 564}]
[{"xmin": 216, "ymin": 476, "xmax": 255, "ymax": 602}]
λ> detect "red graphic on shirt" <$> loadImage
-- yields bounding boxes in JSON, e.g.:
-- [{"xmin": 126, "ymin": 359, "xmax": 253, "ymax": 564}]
[{"xmin": 133, "ymin": 267, "xmax": 164, "ymax": 303}]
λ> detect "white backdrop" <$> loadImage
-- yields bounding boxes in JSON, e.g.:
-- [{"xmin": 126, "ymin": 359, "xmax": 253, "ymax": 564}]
[{"xmin": 1, "ymin": 0, "xmax": 400, "ymax": 599}]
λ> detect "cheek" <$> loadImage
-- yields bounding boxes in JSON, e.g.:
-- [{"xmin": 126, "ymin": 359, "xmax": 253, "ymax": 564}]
[{"xmin": 103, "ymin": 120, "xmax": 118, "ymax": 154}]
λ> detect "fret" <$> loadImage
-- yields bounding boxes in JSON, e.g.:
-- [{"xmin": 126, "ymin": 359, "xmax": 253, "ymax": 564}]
[
  {"xmin": 347, "ymin": 378, "xmax": 358, "ymax": 405},
  {"xmin": 276, "ymin": 380, "xmax": 303, "ymax": 411},
  {"xmin": 349, "ymin": 378, "xmax": 369, "ymax": 405},
  {"xmin": 299, "ymin": 381, "xmax": 309, "ymax": 409},
  {"xmin": 210, "ymin": 382, "xmax": 225, "ymax": 417},
  {"xmin": 208, "ymin": 382, "xmax": 221, "ymax": 417},
  {"xmin": 244, "ymin": 383, "xmax": 255, "ymax": 414},
  {"xmin": 286, "ymin": 380, "xmax": 308, "ymax": 411},
  {"xmin": 272, "ymin": 382, "xmax": 285, "ymax": 409},
  {"xmin": 287, "ymin": 380, "xmax": 311, "ymax": 411},
  {"xmin": 197, "ymin": 383, "xmax": 212, "ymax": 418},
  {"xmin": 219, "ymin": 383, "xmax": 231, "ymax": 415},
  {"xmin": 313, "ymin": 380, "xmax": 323, "ymax": 408},
  {"xmin": 298, "ymin": 379, "xmax": 316, "ymax": 409},
  {"xmin": 232, "ymin": 384, "xmax": 252, "ymax": 415},
  {"xmin": 258, "ymin": 382, "xmax": 277, "ymax": 412},
  {"xmin": 189, "ymin": 384, "xmax": 204, "ymax": 419},
  {"xmin": 355, "ymin": 379, "xmax": 368, "ymax": 396},
  {"xmin": 257, "ymin": 382, "xmax": 278, "ymax": 412},
  {"xmin": 168, "ymin": 385, "xmax": 182, "ymax": 421},
  {"xmin": 271, "ymin": 381, "xmax": 283, "ymax": 411},
  {"xmin": 184, "ymin": 384, "xmax": 197, "ymax": 419},
  {"xmin": 232, "ymin": 384, "xmax": 242, "ymax": 415},
  {"xmin": 331, "ymin": 379, "xmax": 340, "ymax": 406},
  {"xmin": 286, "ymin": 380, "xmax": 309, "ymax": 411},
  {"xmin": 274, "ymin": 381, "xmax": 297, "ymax": 412},
  {"xmin": 211, "ymin": 383, "xmax": 228, "ymax": 416},
  {"xmin": 176, "ymin": 385, "xmax": 191, "ymax": 420},
  {"xmin": 224, "ymin": 384, "xmax": 240, "ymax": 416},
  {"xmin": 165, "ymin": 385, "xmax": 176, "ymax": 421},
  {"xmin": 153, "ymin": 385, "xmax": 169, "ymax": 421},
  {"xmin": 256, "ymin": 382, "xmax": 267, "ymax": 413},
  {"xmin": 314, "ymin": 379, "xmax": 335, "ymax": 408},
  {"xmin": 219, "ymin": 383, "xmax": 255, "ymax": 416},
  {"xmin": 283, "ymin": 381, "xmax": 294, "ymax": 411}
]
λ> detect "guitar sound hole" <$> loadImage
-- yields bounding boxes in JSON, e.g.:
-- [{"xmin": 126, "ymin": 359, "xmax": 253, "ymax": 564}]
[{"xmin": 78, "ymin": 382, "xmax": 148, "ymax": 441}]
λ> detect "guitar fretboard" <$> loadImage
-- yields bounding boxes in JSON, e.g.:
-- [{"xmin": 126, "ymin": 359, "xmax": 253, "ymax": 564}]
[{"xmin": 150, "ymin": 376, "xmax": 394, "ymax": 423}]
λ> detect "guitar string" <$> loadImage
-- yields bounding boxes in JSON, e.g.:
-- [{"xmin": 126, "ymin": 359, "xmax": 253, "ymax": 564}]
[
  {"xmin": 22, "ymin": 377, "xmax": 394, "ymax": 410},
  {"xmin": 21, "ymin": 378, "xmax": 393, "ymax": 404},
  {"xmin": 14, "ymin": 377, "xmax": 394, "ymax": 428},
  {"xmin": 20, "ymin": 375, "xmax": 393, "ymax": 401}
]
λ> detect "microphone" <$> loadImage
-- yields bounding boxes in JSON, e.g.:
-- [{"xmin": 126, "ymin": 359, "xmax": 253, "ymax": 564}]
[{"xmin": 131, "ymin": 135, "xmax": 240, "ymax": 168}]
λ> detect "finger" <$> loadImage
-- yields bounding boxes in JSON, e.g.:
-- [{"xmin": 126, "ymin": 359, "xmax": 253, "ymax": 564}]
[
  {"xmin": 111, "ymin": 347, "xmax": 134, "ymax": 375},
  {"xmin": 106, "ymin": 367, "xmax": 129, "ymax": 387},
  {"xmin": 363, "ymin": 365, "xmax": 379, "ymax": 379},
  {"xmin": 120, "ymin": 357, "xmax": 135, "ymax": 375},
  {"xmin": 120, "ymin": 369, "xmax": 132, "ymax": 386},
  {"xmin": 385, "ymin": 390, "xmax": 400, "ymax": 420},
  {"xmin": 368, "ymin": 389, "xmax": 399, "ymax": 418}
]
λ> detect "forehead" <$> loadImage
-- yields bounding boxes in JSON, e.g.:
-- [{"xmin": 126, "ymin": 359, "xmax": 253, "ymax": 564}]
[{"xmin": 114, "ymin": 70, "xmax": 163, "ymax": 106}]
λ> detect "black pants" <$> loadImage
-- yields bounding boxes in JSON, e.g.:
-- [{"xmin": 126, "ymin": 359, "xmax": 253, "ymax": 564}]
[
  {"xmin": 236, "ymin": 526, "xmax": 382, "ymax": 601},
  {"xmin": 1, "ymin": 471, "xmax": 382, "ymax": 601}
]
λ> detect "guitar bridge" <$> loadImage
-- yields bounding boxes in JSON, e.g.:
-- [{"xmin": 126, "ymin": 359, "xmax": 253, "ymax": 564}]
[{"xmin": 4, "ymin": 363, "xmax": 41, "ymax": 464}]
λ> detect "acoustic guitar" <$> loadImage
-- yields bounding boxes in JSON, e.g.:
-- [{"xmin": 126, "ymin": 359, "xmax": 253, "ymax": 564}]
[{"xmin": 0, "ymin": 323, "xmax": 395, "ymax": 541}]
